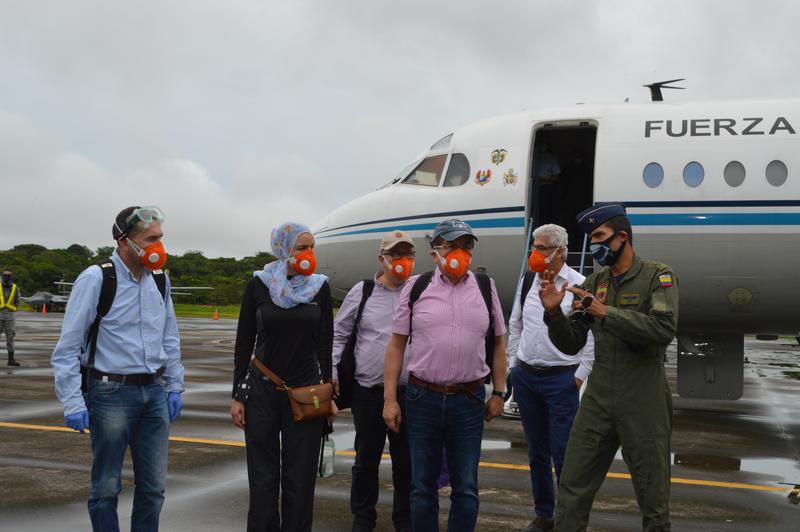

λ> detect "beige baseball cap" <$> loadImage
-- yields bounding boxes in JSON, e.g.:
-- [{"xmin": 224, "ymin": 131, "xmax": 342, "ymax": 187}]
[{"xmin": 380, "ymin": 230, "xmax": 415, "ymax": 253}]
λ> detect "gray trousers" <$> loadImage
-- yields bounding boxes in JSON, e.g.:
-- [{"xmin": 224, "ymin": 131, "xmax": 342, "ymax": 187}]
[{"xmin": 0, "ymin": 317, "xmax": 15, "ymax": 354}]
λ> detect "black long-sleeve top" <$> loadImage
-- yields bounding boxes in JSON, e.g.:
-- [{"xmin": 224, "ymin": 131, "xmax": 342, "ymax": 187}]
[{"xmin": 232, "ymin": 276, "xmax": 333, "ymax": 396}]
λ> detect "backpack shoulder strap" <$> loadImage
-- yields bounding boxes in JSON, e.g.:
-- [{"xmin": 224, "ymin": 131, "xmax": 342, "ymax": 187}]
[
  {"xmin": 475, "ymin": 272, "xmax": 493, "ymax": 326},
  {"xmin": 87, "ymin": 259, "xmax": 117, "ymax": 368},
  {"xmin": 353, "ymin": 279, "xmax": 374, "ymax": 331},
  {"xmin": 519, "ymin": 270, "xmax": 536, "ymax": 319},
  {"xmin": 407, "ymin": 271, "xmax": 434, "ymax": 343},
  {"xmin": 151, "ymin": 269, "xmax": 167, "ymax": 301}
]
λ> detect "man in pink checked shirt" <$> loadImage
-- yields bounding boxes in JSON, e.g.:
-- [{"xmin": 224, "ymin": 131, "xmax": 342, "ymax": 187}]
[{"xmin": 383, "ymin": 219, "xmax": 507, "ymax": 532}]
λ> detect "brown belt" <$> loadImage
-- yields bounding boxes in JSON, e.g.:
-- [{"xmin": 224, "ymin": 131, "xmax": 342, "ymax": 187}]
[{"xmin": 408, "ymin": 374, "xmax": 484, "ymax": 402}]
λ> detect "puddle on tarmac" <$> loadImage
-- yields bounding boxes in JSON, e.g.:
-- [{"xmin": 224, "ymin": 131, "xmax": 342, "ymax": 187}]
[{"xmin": 673, "ymin": 453, "xmax": 800, "ymax": 480}]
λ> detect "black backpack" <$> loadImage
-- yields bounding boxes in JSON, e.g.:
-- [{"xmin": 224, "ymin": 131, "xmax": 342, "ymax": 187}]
[
  {"xmin": 408, "ymin": 271, "xmax": 496, "ymax": 383},
  {"xmin": 80, "ymin": 258, "xmax": 167, "ymax": 391},
  {"xmin": 334, "ymin": 279, "xmax": 374, "ymax": 409}
]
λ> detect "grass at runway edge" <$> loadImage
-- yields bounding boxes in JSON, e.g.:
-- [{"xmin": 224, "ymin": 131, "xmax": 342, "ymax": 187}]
[{"xmin": 171, "ymin": 303, "xmax": 240, "ymax": 319}]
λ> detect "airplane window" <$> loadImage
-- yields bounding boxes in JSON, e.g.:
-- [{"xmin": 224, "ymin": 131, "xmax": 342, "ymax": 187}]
[
  {"xmin": 443, "ymin": 153, "xmax": 471, "ymax": 187},
  {"xmin": 430, "ymin": 134, "xmax": 453, "ymax": 150},
  {"xmin": 765, "ymin": 160, "xmax": 788, "ymax": 187},
  {"xmin": 642, "ymin": 162, "xmax": 664, "ymax": 188},
  {"xmin": 683, "ymin": 161, "xmax": 704, "ymax": 188},
  {"xmin": 724, "ymin": 161, "xmax": 746, "ymax": 187},
  {"xmin": 401, "ymin": 155, "xmax": 447, "ymax": 186}
]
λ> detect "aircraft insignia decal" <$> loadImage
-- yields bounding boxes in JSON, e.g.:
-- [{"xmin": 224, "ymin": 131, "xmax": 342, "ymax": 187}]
[
  {"xmin": 503, "ymin": 168, "xmax": 518, "ymax": 186},
  {"xmin": 475, "ymin": 169, "xmax": 492, "ymax": 186},
  {"xmin": 491, "ymin": 149, "xmax": 507, "ymax": 165}
]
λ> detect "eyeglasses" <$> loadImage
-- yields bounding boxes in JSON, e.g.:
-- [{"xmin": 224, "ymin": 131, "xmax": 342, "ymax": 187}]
[
  {"xmin": 531, "ymin": 244, "xmax": 557, "ymax": 252},
  {"xmin": 383, "ymin": 250, "xmax": 416, "ymax": 259}
]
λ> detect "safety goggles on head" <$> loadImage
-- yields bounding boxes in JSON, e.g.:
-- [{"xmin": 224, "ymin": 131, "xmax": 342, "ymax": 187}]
[{"xmin": 117, "ymin": 206, "xmax": 165, "ymax": 238}]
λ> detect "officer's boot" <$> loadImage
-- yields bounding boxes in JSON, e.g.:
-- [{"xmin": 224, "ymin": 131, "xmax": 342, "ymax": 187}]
[{"xmin": 7, "ymin": 352, "xmax": 19, "ymax": 366}]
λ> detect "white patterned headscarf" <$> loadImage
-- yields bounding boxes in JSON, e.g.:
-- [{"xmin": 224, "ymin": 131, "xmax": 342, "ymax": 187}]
[{"xmin": 254, "ymin": 222, "xmax": 327, "ymax": 309}]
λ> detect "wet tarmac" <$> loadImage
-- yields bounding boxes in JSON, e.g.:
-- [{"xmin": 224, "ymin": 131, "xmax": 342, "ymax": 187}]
[{"xmin": 1, "ymin": 313, "xmax": 798, "ymax": 531}]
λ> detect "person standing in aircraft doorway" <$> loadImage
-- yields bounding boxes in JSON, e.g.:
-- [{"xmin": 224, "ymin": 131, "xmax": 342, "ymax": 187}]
[
  {"xmin": 534, "ymin": 141, "xmax": 562, "ymax": 226},
  {"xmin": 383, "ymin": 219, "xmax": 508, "ymax": 532},
  {"xmin": 507, "ymin": 224, "xmax": 594, "ymax": 532},
  {"xmin": 539, "ymin": 204, "xmax": 678, "ymax": 532}
]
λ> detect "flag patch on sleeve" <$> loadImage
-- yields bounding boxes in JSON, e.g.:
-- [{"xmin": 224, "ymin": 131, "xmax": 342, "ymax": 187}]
[{"xmin": 659, "ymin": 274, "xmax": 673, "ymax": 287}]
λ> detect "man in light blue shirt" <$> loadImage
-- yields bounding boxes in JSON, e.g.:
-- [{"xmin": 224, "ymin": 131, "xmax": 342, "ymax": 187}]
[{"xmin": 51, "ymin": 205, "xmax": 184, "ymax": 532}]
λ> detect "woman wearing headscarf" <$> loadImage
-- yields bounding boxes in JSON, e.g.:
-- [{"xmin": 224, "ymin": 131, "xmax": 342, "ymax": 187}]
[{"xmin": 230, "ymin": 221, "xmax": 336, "ymax": 532}]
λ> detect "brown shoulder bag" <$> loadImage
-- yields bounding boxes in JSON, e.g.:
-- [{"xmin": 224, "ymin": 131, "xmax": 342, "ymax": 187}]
[{"xmin": 252, "ymin": 357, "xmax": 333, "ymax": 422}]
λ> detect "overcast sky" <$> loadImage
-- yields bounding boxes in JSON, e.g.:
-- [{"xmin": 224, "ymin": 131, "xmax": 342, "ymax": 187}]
[{"xmin": 1, "ymin": 0, "xmax": 798, "ymax": 258}]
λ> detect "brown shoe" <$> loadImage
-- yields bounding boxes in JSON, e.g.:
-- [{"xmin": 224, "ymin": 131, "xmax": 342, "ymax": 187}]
[{"xmin": 522, "ymin": 516, "xmax": 554, "ymax": 532}]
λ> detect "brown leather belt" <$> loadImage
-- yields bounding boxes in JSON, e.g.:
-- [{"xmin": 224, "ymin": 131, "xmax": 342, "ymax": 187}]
[
  {"xmin": 90, "ymin": 368, "xmax": 162, "ymax": 386},
  {"xmin": 408, "ymin": 374, "xmax": 484, "ymax": 402},
  {"xmin": 518, "ymin": 361, "xmax": 578, "ymax": 375}
]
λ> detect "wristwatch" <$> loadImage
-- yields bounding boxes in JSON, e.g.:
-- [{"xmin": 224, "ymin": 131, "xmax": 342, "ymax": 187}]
[{"xmin": 491, "ymin": 390, "xmax": 505, "ymax": 398}]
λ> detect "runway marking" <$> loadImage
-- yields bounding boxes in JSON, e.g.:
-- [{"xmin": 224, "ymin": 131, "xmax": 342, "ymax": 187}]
[{"xmin": 0, "ymin": 421, "xmax": 788, "ymax": 494}]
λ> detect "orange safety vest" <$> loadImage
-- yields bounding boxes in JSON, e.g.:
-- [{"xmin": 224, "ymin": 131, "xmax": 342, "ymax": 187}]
[{"xmin": 0, "ymin": 284, "xmax": 17, "ymax": 311}]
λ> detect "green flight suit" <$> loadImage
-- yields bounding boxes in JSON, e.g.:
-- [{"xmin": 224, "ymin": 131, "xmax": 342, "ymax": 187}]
[{"xmin": 545, "ymin": 254, "xmax": 678, "ymax": 532}]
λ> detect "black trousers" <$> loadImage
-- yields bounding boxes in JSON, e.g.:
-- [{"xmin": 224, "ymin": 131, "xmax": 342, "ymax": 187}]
[
  {"xmin": 244, "ymin": 375, "xmax": 324, "ymax": 532},
  {"xmin": 350, "ymin": 383, "xmax": 411, "ymax": 531}
]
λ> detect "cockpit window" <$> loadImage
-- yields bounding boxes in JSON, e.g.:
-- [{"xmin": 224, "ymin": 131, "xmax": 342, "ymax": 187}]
[
  {"xmin": 443, "ymin": 153, "xmax": 471, "ymax": 187},
  {"xmin": 430, "ymin": 134, "xmax": 453, "ymax": 150},
  {"xmin": 401, "ymin": 155, "xmax": 447, "ymax": 186}
]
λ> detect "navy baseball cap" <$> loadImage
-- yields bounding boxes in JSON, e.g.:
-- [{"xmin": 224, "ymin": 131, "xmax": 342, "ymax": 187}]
[
  {"xmin": 431, "ymin": 219, "xmax": 477, "ymax": 242},
  {"xmin": 576, "ymin": 203, "xmax": 627, "ymax": 234}
]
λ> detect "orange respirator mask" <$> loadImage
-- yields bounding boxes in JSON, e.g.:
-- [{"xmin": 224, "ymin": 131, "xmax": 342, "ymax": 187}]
[
  {"xmin": 289, "ymin": 249, "xmax": 317, "ymax": 276},
  {"xmin": 527, "ymin": 248, "xmax": 558, "ymax": 273},
  {"xmin": 384, "ymin": 256, "xmax": 414, "ymax": 281},
  {"xmin": 438, "ymin": 248, "xmax": 471, "ymax": 278},
  {"xmin": 128, "ymin": 239, "xmax": 168, "ymax": 271}
]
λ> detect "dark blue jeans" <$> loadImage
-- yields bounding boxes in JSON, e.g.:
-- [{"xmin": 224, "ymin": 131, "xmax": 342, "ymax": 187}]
[
  {"xmin": 86, "ymin": 380, "xmax": 170, "ymax": 532},
  {"xmin": 511, "ymin": 365, "xmax": 579, "ymax": 519},
  {"xmin": 404, "ymin": 383, "xmax": 485, "ymax": 532}
]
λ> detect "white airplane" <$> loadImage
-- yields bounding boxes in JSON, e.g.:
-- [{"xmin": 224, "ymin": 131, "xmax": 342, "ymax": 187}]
[{"xmin": 312, "ymin": 86, "xmax": 800, "ymax": 401}]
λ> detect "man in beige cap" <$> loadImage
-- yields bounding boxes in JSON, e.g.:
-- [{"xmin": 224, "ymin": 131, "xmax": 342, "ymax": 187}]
[{"xmin": 333, "ymin": 230, "xmax": 416, "ymax": 532}]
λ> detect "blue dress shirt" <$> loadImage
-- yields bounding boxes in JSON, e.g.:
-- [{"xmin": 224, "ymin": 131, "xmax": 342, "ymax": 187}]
[{"xmin": 52, "ymin": 250, "xmax": 184, "ymax": 416}]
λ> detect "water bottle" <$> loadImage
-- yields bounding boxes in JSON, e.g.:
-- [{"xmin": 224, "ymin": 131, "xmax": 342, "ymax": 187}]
[{"xmin": 320, "ymin": 436, "xmax": 335, "ymax": 478}]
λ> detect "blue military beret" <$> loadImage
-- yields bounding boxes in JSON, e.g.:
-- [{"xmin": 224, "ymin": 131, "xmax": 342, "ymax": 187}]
[
  {"xmin": 576, "ymin": 203, "xmax": 627, "ymax": 234},
  {"xmin": 431, "ymin": 219, "xmax": 478, "ymax": 242}
]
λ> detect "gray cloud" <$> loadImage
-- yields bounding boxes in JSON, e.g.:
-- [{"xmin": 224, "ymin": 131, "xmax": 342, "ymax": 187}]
[{"xmin": 1, "ymin": 0, "xmax": 799, "ymax": 256}]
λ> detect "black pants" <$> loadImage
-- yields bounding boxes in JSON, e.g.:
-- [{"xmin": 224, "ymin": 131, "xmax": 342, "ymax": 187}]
[
  {"xmin": 350, "ymin": 383, "xmax": 411, "ymax": 531},
  {"xmin": 244, "ymin": 375, "xmax": 324, "ymax": 532}
]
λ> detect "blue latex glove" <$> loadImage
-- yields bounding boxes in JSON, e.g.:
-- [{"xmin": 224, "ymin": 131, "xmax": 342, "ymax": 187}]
[
  {"xmin": 65, "ymin": 410, "xmax": 90, "ymax": 433},
  {"xmin": 167, "ymin": 392, "xmax": 183, "ymax": 423}
]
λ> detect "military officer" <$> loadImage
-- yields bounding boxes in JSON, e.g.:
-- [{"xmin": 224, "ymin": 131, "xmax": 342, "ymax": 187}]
[
  {"xmin": 538, "ymin": 203, "xmax": 678, "ymax": 532},
  {"xmin": 1, "ymin": 270, "xmax": 20, "ymax": 366}
]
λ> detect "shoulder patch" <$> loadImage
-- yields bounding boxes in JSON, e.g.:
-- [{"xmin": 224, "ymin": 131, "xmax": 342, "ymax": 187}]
[{"xmin": 659, "ymin": 274, "xmax": 673, "ymax": 288}]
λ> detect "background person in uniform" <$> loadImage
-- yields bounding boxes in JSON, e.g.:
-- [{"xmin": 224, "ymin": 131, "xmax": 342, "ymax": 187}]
[
  {"xmin": 1, "ymin": 269, "xmax": 20, "ymax": 366},
  {"xmin": 383, "ymin": 219, "xmax": 507, "ymax": 532},
  {"xmin": 539, "ymin": 204, "xmax": 678, "ymax": 532},
  {"xmin": 507, "ymin": 224, "xmax": 594, "ymax": 532},
  {"xmin": 332, "ymin": 230, "xmax": 415, "ymax": 532},
  {"xmin": 230, "ymin": 221, "xmax": 336, "ymax": 532},
  {"xmin": 51, "ymin": 206, "xmax": 185, "ymax": 532}
]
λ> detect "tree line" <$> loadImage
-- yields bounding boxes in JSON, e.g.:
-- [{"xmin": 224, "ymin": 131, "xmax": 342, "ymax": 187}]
[{"xmin": 0, "ymin": 244, "xmax": 276, "ymax": 306}]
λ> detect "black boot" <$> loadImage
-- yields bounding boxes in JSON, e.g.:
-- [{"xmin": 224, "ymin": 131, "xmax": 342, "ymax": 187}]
[{"xmin": 7, "ymin": 353, "xmax": 19, "ymax": 366}]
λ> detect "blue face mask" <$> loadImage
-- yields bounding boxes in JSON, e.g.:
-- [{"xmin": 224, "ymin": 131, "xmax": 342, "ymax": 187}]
[{"xmin": 590, "ymin": 233, "xmax": 626, "ymax": 267}]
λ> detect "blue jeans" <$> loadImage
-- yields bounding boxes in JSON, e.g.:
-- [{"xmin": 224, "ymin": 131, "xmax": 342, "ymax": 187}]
[
  {"xmin": 511, "ymin": 366, "xmax": 579, "ymax": 519},
  {"xmin": 404, "ymin": 383, "xmax": 485, "ymax": 532},
  {"xmin": 86, "ymin": 380, "xmax": 170, "ymax": 532}
]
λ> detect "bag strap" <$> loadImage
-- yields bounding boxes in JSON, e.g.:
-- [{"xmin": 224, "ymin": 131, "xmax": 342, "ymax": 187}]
[
  {"xmin": 408, "ymin": 271, "xmax": 434, "ymax": 344},
  {"xmin": 86, "ymin": 259, "xmax": 117, "ymax": 369},
  {"xmin": 252, "ymin": 356, "xmax": 289, "ymax": 390},
  {"xmin": 352, "ymin": 279, "xmax": 374, "ymax": 340},
  {"xmin": 519, "ymin": 270, "xmax": 536, "ymax": 320},
  {"xmin": 475, "ymin": 272, "xmax": 493, "ymax": 327}
]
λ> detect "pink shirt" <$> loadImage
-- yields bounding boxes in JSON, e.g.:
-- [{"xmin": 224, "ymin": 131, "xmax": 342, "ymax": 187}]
[{"xmin": 393, "ymin": 270, "xmax": 506, "ymax": 385}]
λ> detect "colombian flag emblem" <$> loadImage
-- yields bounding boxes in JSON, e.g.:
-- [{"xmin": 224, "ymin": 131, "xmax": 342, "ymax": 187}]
[{"xmin": 659, "ymin": 274, "xmax": 673, "ymax": 288}]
